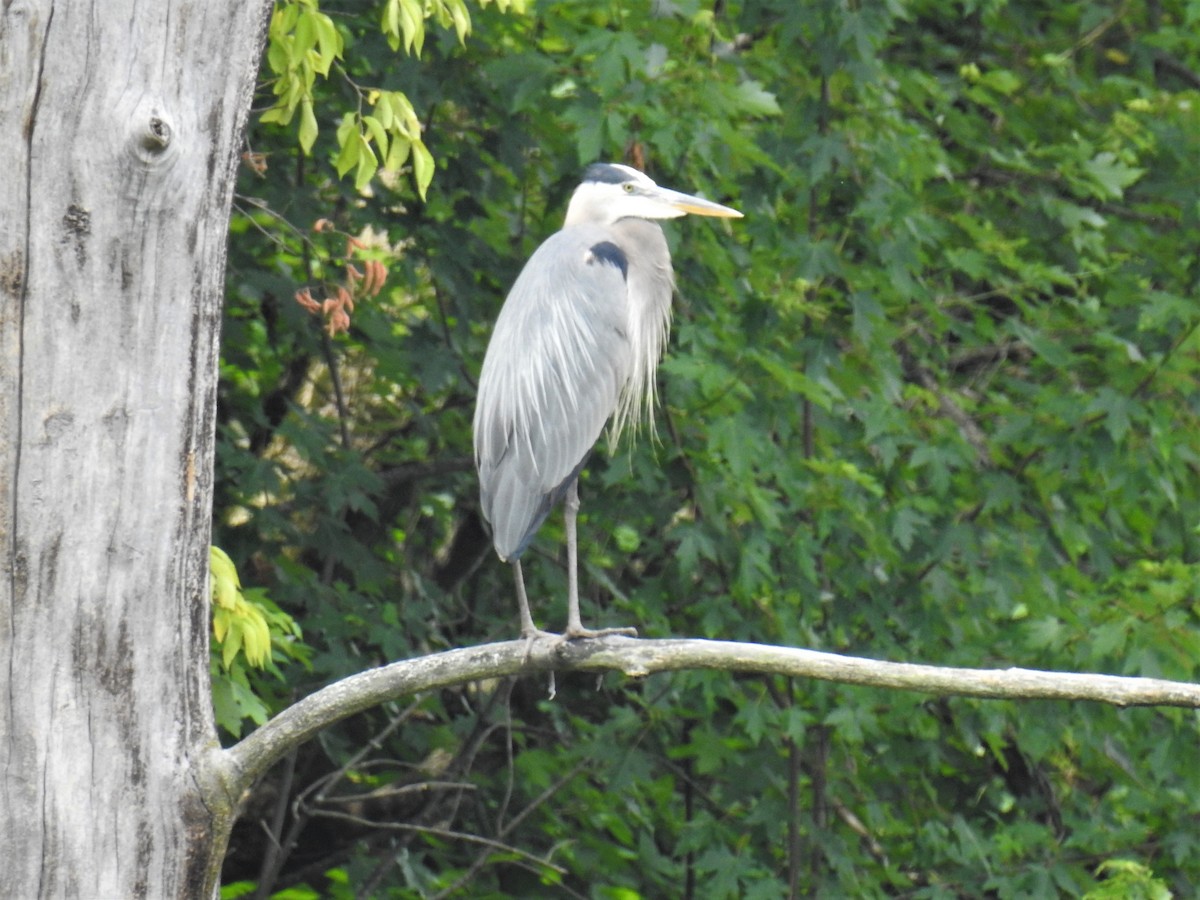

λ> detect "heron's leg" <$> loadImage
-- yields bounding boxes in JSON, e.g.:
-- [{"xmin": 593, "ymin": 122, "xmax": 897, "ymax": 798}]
[
  {"xmin": 564, "ymin": 478, "xmax": 582, "ymax": 630},
  {"xmin": 512, "ymin": 559, "xmax": 550, "ymax": 640},
  {"xmin": 563, "ymin": 478, "xmax": 637, "ymax": 640}
]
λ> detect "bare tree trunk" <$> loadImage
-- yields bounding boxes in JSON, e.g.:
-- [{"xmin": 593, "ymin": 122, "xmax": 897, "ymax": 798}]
[{"xmin": 0, "ymin": 2, "xmax": 270, "ymax": 896}]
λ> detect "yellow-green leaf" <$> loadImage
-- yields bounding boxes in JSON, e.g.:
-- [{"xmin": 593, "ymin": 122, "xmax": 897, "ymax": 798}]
[
  {"xmin": 210, "ymin": 546, "xmax": 241, "ymax": 610},
  {"xmin": 294, "ymin": 8, "xmax": 317, "ymax": 55},
  {"xmin": 354, "ymin": 135, "xmax": 378, "ymax": 189},
  {"xmin": 266, "ymin": 38, "xmax": 290, "ymax": 76},
  {"xmin": 362, "ymin": 115, "xmax": 389, "ymax": 152},
  {"xmin": 398, "ymin": 0, "xmax": 425, "ymax": 55},
  {"xmin": 259, "ymin": 106, "xmax": 288, "ymax": 126},
  {"xmin": 373, "ymin": 94, "xmax": 394, "ymax": 130},
  {"xmin": 382, "ymin": 0, "xmax": 401, "ymax": 48},
  {"xmin": 335, "ymin": 110, "xmax": 357, "ymax": 145},
  {"xmin": 335, "ymin": 128, "xmax": 360, "ymax": 178},
  {"xmin": 446, "ymin": 0, "xmax": 471, "ymax": 43},
  {"xmin": 299, "ymin": 98, "xmax": 318, "ymax": 155},
  {"xmin": 240, "ymin": 606, "xmax": 272, "ymax": 668},
  {"xmin": 383, "ymin": 134, "xmax": 411, "ymax": 173},
  {"xmin": 222, "ymin": 621, "xmax": 243, "ymax": 670},
  {"xmin": 412, "ymin": 139, "xmax": 434, "ymax": 200},
  {"xmin": 384, "ymin": 91, "xmax": 421, "ymax": 140},
  {"xmin": 312, "ymin": 12, "xmax": 343, "ymax": 74}
]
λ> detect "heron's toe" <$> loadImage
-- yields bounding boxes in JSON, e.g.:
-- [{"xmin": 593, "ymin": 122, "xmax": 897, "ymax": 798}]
[{"xmin": 561, "ymin": 624, "xmax": 638, "ymax": 641}]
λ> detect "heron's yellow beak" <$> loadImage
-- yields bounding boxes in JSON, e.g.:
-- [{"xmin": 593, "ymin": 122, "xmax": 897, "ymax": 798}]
[
  {"xmin": 676, "ymin": 198, "xmax": 743, "ymax": 218},
  {"xmin": 659, "ymin": 187, "xmax": 743, "ymax": 218}
]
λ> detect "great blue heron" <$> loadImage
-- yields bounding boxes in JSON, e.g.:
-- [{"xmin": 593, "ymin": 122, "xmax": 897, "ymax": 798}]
[{"xmin": 473, "ymin": 163, "xmax": 742, "ymax": 639}]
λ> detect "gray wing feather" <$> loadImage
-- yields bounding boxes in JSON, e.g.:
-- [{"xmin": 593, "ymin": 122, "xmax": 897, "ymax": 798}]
[{"xmin": 474, "ymin": 225, "xmax": 633, "ymax": 560}]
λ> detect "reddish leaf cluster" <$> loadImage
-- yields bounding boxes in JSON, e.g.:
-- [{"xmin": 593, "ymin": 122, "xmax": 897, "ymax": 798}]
[{"xmin": 293, "ymin": 224, "xmax": 389, "ymax": 335}]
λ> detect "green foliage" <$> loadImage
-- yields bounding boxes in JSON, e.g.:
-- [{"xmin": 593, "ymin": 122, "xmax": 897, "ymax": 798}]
[
  {"xmin": 1085, "ymin": 859, "xmax": 1173, "ymax": 900},
  {"xmin": 210, "ymin": 546, "xmax": 312, "ymax": 737},
  {"xmin": 261, "ymin": 0, "xmax": 473, "ymax": 197},
  {"xmin": 217, "ymin": 0, "xmax": 1200, "ymax": 895},
  {"xmin": 211, "ymin": 545, "xmax": 273, "ymax": 669},
  {"xmin": 260, "ymin": 0, "xmax": 343, "ymax": 153}
]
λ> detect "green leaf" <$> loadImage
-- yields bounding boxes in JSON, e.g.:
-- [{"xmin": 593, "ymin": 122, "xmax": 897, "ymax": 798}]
[
  {"xmin": 1082, "ymin": 151, "xmax": 1145, "ymax": 199},
  {"xmin": 258, "ymin": 106, "xmax": 289, "ymax": 126},
  {"xmin": 1087, "ymin": 387, "xmax": 1135, "ymax": 444},
  {"xmin": 732, "ymin": 79, "xmax": 781, "ymax": 117},
  {"xmin": 298, "ymin": 98, "xmax": 318, "ymax": 155},
  {"xmin": 362, "ymin": 114, "xmax": 389, "ymax": 156},
  {"xmin": 209, "ymin": 545, "xmax": 241, "ymax": 610},
  {"xmin": 980, "ymin": 68, "xmax": 1022, "ymax": 96},
  {"xmin": 293, "ymin": 7, "xmax": 317, "ymax": 56},
  {"xmin": 1009, "ymin": 320, "xmax": 1072, "ymax": 369},
  {"xmin": 222, "ymin": 620, "xmax": 242, "ymax": 670},
  {"xmin": 445, "ymin": 0, "xmax": 471, "ymax": 43},
  {"xmin": 381, "ymin": 0, "xmax": 401, "ymax": 47},
  {"xmin": 613, "ymin": 524, "xmax": 640, "ymax": 553},
  {"xmin": 334, "ymin": 126, "xmax": 360, "ymax": 178},
  {"xmin": 353, "ymin": 135, "xmax": 378, "ymax": 190},
  {"xmin": 312, "ymin": 11, "xmax": 343, "ymax": 74},
  {"xmin": 398, "ymin": 0, "xmax": 425, "ymax": 55},
  {"xmin": 383, "ymin": 134, "xmax": 411, "ymax": 172},
  {"xmin": 372, "ymin": 92, "xmax": 394, "ymax": 130},
  {"xmin": 412, "ymin": 139, "xmax": 434, "ymax": 199}
]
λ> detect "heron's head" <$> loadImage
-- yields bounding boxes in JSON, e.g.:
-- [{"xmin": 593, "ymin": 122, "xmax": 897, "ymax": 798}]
[{"xmin": 563, "ymin": 163, "xmax": 742, "ymax": 227}]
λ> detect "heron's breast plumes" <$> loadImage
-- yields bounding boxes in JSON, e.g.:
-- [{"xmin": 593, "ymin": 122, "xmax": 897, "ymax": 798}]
[
  {"xmin": 473, "ymin": 220, "xmax": 674, "ymax": 560},
  {"xmin": 607, "ymin": 219, "xmax": 673, "ymax": 444}
]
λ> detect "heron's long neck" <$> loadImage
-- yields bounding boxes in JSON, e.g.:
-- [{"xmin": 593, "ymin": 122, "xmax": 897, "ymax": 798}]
[
  {"xmin": 563, "ymin": 182, "xmax": 630, "ymax": 228},
  {"xmin": 608, "ymin": 219, "xmax": 674, "ymax": 441},
  {"xmin": 562, "ymin": 196, "xmax": 603, "ymax": 228}
]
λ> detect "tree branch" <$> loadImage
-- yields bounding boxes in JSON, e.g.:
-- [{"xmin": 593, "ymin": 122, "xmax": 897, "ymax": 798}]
[{"xmin": 219, "ymin": 637, "xmax": 1200, "ymax": 799}]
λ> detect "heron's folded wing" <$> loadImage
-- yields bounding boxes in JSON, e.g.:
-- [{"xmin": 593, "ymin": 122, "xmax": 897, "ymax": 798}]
[{"xmin": 474, "ymin": 226, "xmax": 632, "ymax": 560}]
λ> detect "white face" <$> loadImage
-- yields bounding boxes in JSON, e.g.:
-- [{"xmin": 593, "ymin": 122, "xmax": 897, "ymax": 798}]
[
  {"xmin": 564, "ymin": 169, "xmax": 685, "ymax": 227},
  {"xmin": 563, "ymin": 164, "xmax": 742, "ymax": 228},
  {"xmin": 605, "ymin": 164, "xmax": 657, "ymax": 189}
]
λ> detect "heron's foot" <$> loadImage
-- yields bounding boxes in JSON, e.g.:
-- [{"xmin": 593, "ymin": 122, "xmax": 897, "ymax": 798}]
[
  {"xmin": 561, "ymin": 624, "xmax": 638, "ymax": 641},
  {"xmin": 520, "ymin": 627, "xmax": 560, "ymax": 642},
  {"xmin": 519, "ymin": 628, "xmax": 560, "ymax": 661}
]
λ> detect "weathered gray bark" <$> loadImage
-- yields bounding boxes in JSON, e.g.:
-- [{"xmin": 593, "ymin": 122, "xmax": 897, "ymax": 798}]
[
  {"xmin": 223, "ymin": 636, "xmax": 1200, "ymax": 798},
  {"xmin": 0, "ymin": 2, "xmax": 271, "ymax": 896}
]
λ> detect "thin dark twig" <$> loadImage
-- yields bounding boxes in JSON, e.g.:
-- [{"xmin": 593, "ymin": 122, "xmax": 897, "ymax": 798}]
[
  {"xmin": 320, "ymin": 781, "xmax": 478, "ymax": 804},
  {"xmin": 436, "ymin": 683, "xmax": 673, "ymax": 898},
  {"xmin": 432, "ymin": 758, "xmax": 591, "ymax": 900},
  {"xmin": 286, "ymin": 146, "xmax": 351, "ymax": 451},
  {"xmin": 808, "ymin": 724, "xmax": 830, "ymax": 886},
  {"xmin": 319, "ymin": 327, "xmax": 352, "ymax": 449},
  {"xmin": 252, "ymin": 749, "xmax": 297, "ymax": 900},
  {"xmin": 267, "ymin": 700, "xmax": 424, "ymax": 888},
  {"xmin": 683, "ymin": 718, "xmax": 696, "ymax": 900},
  {"xmin": 233, "ymin": 193, "xmax": 320, "ymax": 252},
  {"xmin": 308, "ymin": 808, "xmax": 570, "ymax": 877},
  {"xmin": 495, "ymin": 679, "xmax": 519, "ymax": 832},
  {"xmin": 1130, "ymin": 316, "xmax": 1200, "ymax": 401},
  {"xmin": 786, "ymin": 691, "xmax": 801, "ymax": 899},
  {"xmin": 1155, "ymin": 51, "xmax": 1200, "ymax": 90}
]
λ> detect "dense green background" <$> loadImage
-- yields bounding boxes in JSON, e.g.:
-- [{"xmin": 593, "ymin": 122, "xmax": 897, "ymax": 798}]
[{"xmin": 216, "ymin": 0, "xmax": 1200, "ymax": 896}]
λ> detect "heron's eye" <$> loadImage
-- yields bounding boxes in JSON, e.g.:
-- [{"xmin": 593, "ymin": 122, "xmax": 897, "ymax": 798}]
[{"xmin": 622, "ymin": 183, "xmax": 635, "ymax": 193}]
